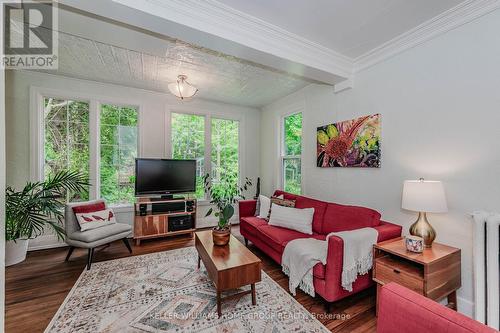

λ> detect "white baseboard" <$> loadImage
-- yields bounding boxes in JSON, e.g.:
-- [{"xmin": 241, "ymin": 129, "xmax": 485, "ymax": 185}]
[
  {"xmin": 28, "ymin": 234, "xmax": 64, "ymax": 251},
  {"xmin": 28, "ymin": 242, "xmax": 67, "ymax": 251},
  {"xmin": 457, "ymin": 296, "xmax": 474, "ymax": 317}
]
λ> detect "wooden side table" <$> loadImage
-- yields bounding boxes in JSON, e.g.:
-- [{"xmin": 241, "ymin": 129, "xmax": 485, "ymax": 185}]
[{"xmin": 373, "ymin": 237, "xmax": 461, "ymax": 314}]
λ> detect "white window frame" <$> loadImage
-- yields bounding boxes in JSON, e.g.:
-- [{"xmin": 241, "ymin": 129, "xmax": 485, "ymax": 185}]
[
  {"xmin": 30, "ymin": 86, "xmax": 142, "ymax": 209},
  {"xmin": 167, "ymin": 108, "xmax": 244, "ymax": 204},
  {"xmin": 280, "ymin": 111, "xmax": 303, "ymax": 194}
]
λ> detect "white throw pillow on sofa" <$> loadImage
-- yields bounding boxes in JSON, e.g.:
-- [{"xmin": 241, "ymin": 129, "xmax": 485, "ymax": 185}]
[
  {"xmin": 268, "ymin": 203, "xmax": 314, "ymax": 235},
  {"xmin": 257, "ymin": 195, "xmax": 271, "ymax": 218}
]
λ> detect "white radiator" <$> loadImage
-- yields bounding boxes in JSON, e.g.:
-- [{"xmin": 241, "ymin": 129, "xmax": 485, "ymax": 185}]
[{"xmin": 472, "ymin": 211, "xmax": 500, "ymax": 329}]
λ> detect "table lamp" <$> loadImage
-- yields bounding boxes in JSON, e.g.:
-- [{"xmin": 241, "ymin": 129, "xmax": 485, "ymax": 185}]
[{"xmin": 402, "ymin": 178, "xmax": 448, "ymax": 247}]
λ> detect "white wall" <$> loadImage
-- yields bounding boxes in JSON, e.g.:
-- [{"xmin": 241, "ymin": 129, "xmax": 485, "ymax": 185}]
[
  {"xmin": 0, "ymin": 51, "xmax": 6, "ymax": 333},
  {"xmin": 261, "ymin": 8, "xmax": 500, "ymax": 316},
  {"xmin": 5, "ymin": 70, "xmax": 261, "ymax": 250}
]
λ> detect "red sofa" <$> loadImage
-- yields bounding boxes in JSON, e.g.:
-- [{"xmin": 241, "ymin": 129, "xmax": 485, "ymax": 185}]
[
  {"xmin": 239, "ymin": 190, "xmax": 402, "ymax": 303},
  {"xmin": 378, "ymin": 283, "xmax": 497, "ymax": 333}
]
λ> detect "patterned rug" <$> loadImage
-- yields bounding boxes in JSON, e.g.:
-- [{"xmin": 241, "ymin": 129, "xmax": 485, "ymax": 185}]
[{"xmin": 45, "ymin": 247, "xmax": 329, "ymax": 333}]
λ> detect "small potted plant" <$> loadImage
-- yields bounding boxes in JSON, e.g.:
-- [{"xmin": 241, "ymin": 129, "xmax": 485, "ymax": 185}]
[
  {"xmin": 204, "ymin": 173, "xmax": 252, "ymax": 246},
  {"xmin": 5, "ymin": 171, "xmax": 88, "ymax": 266}
]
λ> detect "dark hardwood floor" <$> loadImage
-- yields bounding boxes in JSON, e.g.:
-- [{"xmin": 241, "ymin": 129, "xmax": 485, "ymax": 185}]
[{"xmin": 5, "ymin": 227, "xmax": 377, "ymax": 333}]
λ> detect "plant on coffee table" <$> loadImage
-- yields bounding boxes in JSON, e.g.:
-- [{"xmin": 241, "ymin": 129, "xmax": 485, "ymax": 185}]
[{"xmin": 203, "ymin": 172, "xmax": 252, "ymax": 245}]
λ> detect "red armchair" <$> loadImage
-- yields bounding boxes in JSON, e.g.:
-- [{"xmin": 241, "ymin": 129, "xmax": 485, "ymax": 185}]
[
  {"xmin": 377, "ymin": 283, "xmax": 497, "ymax": 333},
  {"xmin": 239, "ymin": 190, "xmax": 402, "ymax": 304}
]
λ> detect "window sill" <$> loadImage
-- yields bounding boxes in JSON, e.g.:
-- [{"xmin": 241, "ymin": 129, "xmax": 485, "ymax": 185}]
[
  {"xmin": 197, "ymin": 200, "xmax": 211, "ymax": 206},
  {"xmin": 108, "ymin": 204, "xmax": 134, "ymax": 213}
]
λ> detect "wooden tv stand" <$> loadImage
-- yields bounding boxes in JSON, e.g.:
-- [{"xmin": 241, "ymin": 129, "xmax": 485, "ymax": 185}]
[{"xmin": 133, "ymin": 197, "xmax": 197, "ymax": 246}]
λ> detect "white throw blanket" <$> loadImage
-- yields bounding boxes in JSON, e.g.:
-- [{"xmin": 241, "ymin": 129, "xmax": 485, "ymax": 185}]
[
  {"xmin": 281, "ymin": 227, "xmax": 378, "ymax": 296},
  {"xmin": 331, "ymin": 227, "xmax": 378, "ymax": 292},
  {"xmin": 281, "ymin": 238, "xmax": 328, "ymax": 297}
]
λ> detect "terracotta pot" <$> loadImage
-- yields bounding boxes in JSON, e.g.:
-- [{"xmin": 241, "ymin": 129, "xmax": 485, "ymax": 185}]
[{"xmin": 212, "ymin": 228, "xmax": 230, "ymax": 246}]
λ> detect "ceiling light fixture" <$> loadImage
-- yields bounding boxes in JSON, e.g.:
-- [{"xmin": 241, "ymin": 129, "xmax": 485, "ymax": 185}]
[{"xmin": 168, "ymin": 75, "xmax": 198, "ymax": 100}]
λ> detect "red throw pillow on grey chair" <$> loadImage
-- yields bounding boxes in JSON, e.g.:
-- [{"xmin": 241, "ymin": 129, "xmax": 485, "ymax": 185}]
[{"xmin": 72, "ymin": 202, "xmax": 106, "ymax": 214}]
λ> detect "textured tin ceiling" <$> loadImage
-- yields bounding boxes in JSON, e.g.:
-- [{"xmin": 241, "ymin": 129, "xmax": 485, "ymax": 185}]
[{"xmin": 33, "ymin": 30, "xmax": 314, "ymax": 108}]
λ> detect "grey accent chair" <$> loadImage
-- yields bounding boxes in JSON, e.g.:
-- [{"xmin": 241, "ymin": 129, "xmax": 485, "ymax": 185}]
[{"xmin": 64, "ymin": 199, "xmax": 133, "ymax": 270}]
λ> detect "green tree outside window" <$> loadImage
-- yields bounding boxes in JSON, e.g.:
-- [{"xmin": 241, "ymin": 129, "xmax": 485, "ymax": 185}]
[
  {"xmin": 99, "ymin": 104, "xmax": 138, "ymax": 204},
  {"xmin": 171, "ymin": 113, "xmax": 205, "ymax": 199},
  {"xmin": 211, "ymin": 118, "xmax": 239, "ymax": 183},
  {"xmin": 44, "ymin": 97, "xmax": 90, "ymax": 201},
  {"xmin": 283, "ymin": 113, "xmax": 302, "ymax": 194}
]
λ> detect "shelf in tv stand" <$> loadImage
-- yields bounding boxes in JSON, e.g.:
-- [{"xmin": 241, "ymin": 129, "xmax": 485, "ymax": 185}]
[
  {"xmin": 144, "ymin": 211, "xmax": 195, "ymax": 217},
  {"xmin": 134, "ymin": 197, "xmax": 197, "ymax": 246},
  {"xmin": 136, "ymin": 198, "xmax": 193, "ymax": 205}
]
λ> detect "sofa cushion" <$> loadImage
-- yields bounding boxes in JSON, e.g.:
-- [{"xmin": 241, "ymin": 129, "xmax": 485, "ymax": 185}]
[
  {"xmin": 294, "ymin": 196, "xmax": 328, "ymax": 234},
  {"xmin": 69, "ymin": 223, "xmax": 131, "ymax": 243},
  {"xmin": 240, "ymin": 216, "xmax": 268, "ymax": 236},
  {"xmin": 323, "ymin": 203, "xmax": 381, "ymax": 233},
  {"xmin": 257, "ymin": 225, "xmax": 324, "ymax": 253}
]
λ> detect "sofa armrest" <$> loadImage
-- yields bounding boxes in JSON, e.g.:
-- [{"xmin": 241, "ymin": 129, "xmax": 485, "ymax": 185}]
[
  {"xmin": 374, "ymin": 221, "xmax": 403, "ymax": 242},
  {"xmin": 324, "ymin": 235, "xmax": 344, "ymax": 286},
  {"xmin": 323, "ymin": 222, "xmax": 402, "ymax": 296},
  {"xmin": 377, "ymin": 282, "xmax": 497, "ymax": 333},
  {"xmin": 238, "ymin": 199, "xmax": 257, "ymax": 221},
  {"xmin": 324, "ymin": 221, "xmax": 402, "ymax": 275}
]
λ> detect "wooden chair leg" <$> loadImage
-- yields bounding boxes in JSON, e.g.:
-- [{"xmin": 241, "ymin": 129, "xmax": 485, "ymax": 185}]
[
  {"xmin": 86, "ymin": 248, "xmax": 94, "ymax": 270},
  {"xmin": 65, "ymin": 246, "xmax": 75, "ymax": 261},
  {"xmin": 122, "ymin": 238, "xmax": 132, "ymax": 254}
]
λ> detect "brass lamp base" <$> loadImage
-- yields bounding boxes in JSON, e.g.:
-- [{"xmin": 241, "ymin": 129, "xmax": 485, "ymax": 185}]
[{"xmin": 409, "ymin": 212, "xmax": 436, "ymax": 247}]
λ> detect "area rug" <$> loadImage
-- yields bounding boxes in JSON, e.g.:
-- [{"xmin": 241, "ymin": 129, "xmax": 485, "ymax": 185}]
[{"xmin": 45, "ymin": 247, "xmax": 329, "ymax": 333}]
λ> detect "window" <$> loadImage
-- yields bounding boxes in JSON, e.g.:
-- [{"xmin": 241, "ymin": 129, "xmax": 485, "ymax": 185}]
[
  {"xmin": 38, "ymin": 92, "xmax": 140, "ymax": 206},
  {"xmin": 211, "ymin": 118, "xmax": 239, "ymax": 183},
  {"xmin": 170, "ymin": 113, "xmax": 240, "ymax": 200},
  {"xmin": 100, "ymin": 104, "xmax": 138, "ymax": 205},
  {"xmin": 171, "ymin": 113, "xmax": 205, "ymax": 199},
  {"xmin": 44, "ymin": 97, "xmax": 90, "ymax": 201},
  {"xmin": 282, "ymin": 113, "xmax": 302, "ymax": 194}
]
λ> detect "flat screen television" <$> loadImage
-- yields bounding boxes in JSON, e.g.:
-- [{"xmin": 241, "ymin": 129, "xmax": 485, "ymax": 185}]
[{"xmin": 135, "ymin": 158, "xmax": 196, "ymax": 197}]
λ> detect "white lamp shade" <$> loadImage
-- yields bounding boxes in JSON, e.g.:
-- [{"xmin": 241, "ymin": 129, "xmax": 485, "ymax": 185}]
[{"xmin": 402, "ymin": 180, "xmax": 448, "ymax": 213}]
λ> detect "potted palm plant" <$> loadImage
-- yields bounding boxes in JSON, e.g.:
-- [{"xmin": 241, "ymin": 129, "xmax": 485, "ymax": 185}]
[
  {"xmin": 5, "ymin": 171, "xmax": 88, "ymax": 266},
  {"xmin": 203, "ymin": 173, "xmax": 252, "ymax": 246}
]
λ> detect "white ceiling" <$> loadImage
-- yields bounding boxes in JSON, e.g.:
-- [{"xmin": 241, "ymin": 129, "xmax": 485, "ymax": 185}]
[
  {"xmin": 31, "ymin": 1, "xmax": 471, "ymax": 108},
  {"xmin": 32, "ymin": 8, "xmax": 314, "ymax": 108},
  {"xmin": 216, "ymin": 0, "xmax": 464, "ymax": 58}
]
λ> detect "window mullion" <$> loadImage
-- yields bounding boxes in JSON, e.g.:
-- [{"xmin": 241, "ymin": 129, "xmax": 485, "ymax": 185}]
[
  {"xmin": 204, "ymin": 114, "xmax": 211, "ymax": 201},
  {"xmin": 65, "ymin": 102, "xmax": 70, "ymax": 202},
  {"xmin": 89, "ymin": 100, "xmax": 100, "ymax": 200}
]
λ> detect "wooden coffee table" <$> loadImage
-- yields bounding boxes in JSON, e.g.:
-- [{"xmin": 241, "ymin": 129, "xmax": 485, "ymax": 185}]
[{"xmin": 194, "ymin": 230, "xmax": 261, "ymax": 317}]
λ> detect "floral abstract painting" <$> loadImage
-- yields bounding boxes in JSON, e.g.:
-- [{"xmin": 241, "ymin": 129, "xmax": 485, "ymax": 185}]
[{"xmin": 317, "ymin": 114, "xmax": 380, "ymax": 168}]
